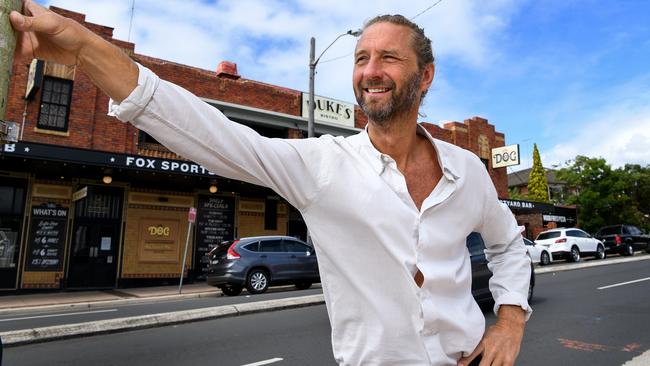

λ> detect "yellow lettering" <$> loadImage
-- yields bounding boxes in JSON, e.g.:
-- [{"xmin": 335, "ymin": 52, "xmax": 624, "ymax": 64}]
[{"xmin": 147, "ymin": 225, "xmax": 171, "ymax": 236}]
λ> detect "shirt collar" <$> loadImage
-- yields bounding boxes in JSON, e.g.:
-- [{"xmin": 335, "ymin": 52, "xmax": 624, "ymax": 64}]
[{"xmin": 357, "ymin": 124, "xmax": 461, "ymax": 181}]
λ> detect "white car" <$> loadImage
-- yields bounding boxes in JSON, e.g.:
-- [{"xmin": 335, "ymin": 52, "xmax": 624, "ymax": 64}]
[
  {"xmin": 523, "ymin": 237, "xmax": 553, "ymax": 265},
  {"xmin": 534, "ymin": 228, "xmax": 606, "ymax": 263}
]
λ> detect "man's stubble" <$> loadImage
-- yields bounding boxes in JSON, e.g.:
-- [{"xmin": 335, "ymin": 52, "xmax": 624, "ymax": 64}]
[{"xmin": 356, "ymin": 71, "xmax": 423, "ymax": 127}]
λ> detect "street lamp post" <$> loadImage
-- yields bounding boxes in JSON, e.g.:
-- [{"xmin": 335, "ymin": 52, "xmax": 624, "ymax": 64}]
[{"xmin": 307, "ymin": 30, "xmax": 361, "ymax": 138}]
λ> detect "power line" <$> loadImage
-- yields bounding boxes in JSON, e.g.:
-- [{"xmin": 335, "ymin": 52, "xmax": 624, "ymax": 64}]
[
  {"xmin": 127, "ymin": 0, "xmax": 136, "ymax": 42},
  {"xmin": 411, "ymin": 0, "xmax": 444, "ymax": 20},
  {"xmin": 319, "ymin": 52, "xmax": 352, "ymax": 64}
]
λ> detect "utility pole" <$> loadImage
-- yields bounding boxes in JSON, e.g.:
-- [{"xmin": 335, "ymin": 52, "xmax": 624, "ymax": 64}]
[
  {"xmin": 307, "ymin": 29, "xmax": 361, "ymax": 138},
  {"xmin": 308, "ymin": 37, "xmax": 316, "ymax": 138},
  {"xmin": 1, "ymin": 0, "xmax": 22, "ymax": 144}
]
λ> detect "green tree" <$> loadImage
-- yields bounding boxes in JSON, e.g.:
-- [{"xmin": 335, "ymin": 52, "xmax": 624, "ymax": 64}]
[
  {"xmin": 527, "ymin": 144, "xmax": 549, "ymax": 202},
  {"xmin": 556, "ymin": 156, "xmax": 650, "ymax": 233},
  {"xmin": 508, "ymin": 187, "xmax": 528, "ymax": 201}
]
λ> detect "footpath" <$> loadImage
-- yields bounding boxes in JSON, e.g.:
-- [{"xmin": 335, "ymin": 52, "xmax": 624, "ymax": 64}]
[{"xmin": 1, "ymin": 253, "xmax": 649, "ymax": 348}]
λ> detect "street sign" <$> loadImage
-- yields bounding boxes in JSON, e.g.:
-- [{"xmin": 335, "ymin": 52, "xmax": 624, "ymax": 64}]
[{"xmin": 188, "ymin": 207, "xmax": 197, "ymax": 223}]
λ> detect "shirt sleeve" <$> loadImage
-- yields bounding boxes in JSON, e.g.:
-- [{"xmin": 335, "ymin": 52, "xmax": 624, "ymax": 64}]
[
  {"xmin": 107, "ymin": 63, "xmax": 329, "ymax": 211},
  {"xmin": 477, "ymin": 166, "xmax": 533, "ymax": 320}
]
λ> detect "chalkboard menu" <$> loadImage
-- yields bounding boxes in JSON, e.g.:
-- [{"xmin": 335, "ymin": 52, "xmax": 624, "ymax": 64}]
[
  {"xmin": 194, "ymin": 195, "xmax": 236, "ymax": 276},
  {"xmin": 25, "ymin": 203, "xmax": 68, "ymax": 272}
]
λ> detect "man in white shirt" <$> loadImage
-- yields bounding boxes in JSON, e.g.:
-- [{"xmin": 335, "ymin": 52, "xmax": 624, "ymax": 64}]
[{"xmin": 10, "ymin": 2, "xmax": 531, "ymax": 365}]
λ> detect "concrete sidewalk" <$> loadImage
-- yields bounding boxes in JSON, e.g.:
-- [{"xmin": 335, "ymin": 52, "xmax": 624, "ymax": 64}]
[{"xmin": 0, "ymin": 282, "xmax": 221, "ymax": 314}]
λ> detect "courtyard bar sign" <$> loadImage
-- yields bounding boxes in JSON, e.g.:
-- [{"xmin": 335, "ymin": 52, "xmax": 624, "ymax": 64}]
[{"xmin": 301, "ymin": 93, "xmax": 355, "ymax": 127}]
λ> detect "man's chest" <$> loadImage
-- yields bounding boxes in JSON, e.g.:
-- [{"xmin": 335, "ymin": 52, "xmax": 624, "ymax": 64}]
[{"xmin": 403, "ymin": 159, "xmax": 442, "ymax": 210}]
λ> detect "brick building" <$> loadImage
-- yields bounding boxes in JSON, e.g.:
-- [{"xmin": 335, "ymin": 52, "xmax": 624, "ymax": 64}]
[{"xmin": 0, "ymin": 6, "xmax": 510, "ymax": 291}]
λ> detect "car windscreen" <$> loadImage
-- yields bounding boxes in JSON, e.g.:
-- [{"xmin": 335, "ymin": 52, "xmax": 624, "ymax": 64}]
[
  {"xmin": 597, "ymin": 227, "xmax": 621, "ymax": 236},
  {"xmin": 536, "ymin": 232, "xmax": 560, "ymax": 240}
]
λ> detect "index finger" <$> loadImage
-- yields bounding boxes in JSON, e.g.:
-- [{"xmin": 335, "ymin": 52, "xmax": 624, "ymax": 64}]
[{"xmin": 457, "ymin": 343, "xmax": 484, "ymax": 366}]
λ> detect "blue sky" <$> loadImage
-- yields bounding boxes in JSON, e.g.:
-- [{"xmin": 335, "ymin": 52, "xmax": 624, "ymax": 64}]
[{"xmin": 38, "ymin": 0, "xmax": 650, "ymax": 172}]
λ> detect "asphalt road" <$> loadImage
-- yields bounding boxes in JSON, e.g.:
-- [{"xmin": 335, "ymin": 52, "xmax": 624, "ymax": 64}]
[
  {"xmin": 0, "ymin": 286, "xmax": 322, "ymax": 332},
  {"xmin": 4, "ymin": 260, "xmax": 650, "ymax": 365}
]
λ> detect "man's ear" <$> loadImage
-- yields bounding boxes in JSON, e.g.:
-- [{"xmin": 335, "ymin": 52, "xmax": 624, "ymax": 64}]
[{"xmin": 421, "ymin": 63, "xmax": 435, "ymax": 92}]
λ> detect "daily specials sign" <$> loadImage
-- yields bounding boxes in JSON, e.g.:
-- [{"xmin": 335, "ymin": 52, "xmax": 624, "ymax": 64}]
[
  {"xmin": 25, "ymin": 203, "xmax": 68, "ymax": 271},
  {"xmin": 194, "ymin": 195, "xmax": 236, "ymax": 275}
]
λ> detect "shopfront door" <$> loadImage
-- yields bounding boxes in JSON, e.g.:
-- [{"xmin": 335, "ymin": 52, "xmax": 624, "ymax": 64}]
[
  {"xmin": 67, "ymin": 186, "xmax": 123, "ymax": 288},
  {"xmin": 0, "ymin": 177, "xmax": 27, "ymax": 290}
]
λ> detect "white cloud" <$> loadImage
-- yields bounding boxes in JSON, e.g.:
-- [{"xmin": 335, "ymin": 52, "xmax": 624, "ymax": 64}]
[
  {"xmin": 542, "ymin": 75, "xmax": 650, "ymax": 168},
  {"xmin": 40, "ymin": 0, "xmax": 522, "ymax": 105}
]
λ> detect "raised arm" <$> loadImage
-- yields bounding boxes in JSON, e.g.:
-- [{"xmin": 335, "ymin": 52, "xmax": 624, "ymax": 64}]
[{"xmin": 10, "ymin": 0, "xmax": 137, "ymax": 102}]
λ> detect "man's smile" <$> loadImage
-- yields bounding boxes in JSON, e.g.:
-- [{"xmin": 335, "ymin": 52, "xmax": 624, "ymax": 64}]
[{"xmin": 365, "ymin": 87, "xmax": 391, "ymax": 94}]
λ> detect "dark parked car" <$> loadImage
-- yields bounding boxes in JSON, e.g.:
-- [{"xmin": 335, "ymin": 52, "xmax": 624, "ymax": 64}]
[
  {"xmin": 595, "ymin": 225, "xmax": 650, "ymax": 256},
  {"xmin": 466, "ymin": 232, "xmax": 535, "ymax": 304},
  {"xmin": 206, "ymin": 236, "xmax": 319, "ymax": 296}
]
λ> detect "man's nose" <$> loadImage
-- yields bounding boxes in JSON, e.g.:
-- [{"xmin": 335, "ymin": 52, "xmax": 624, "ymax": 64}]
[{"xmin": 362, "ymin": 56, "xmax": 383, "ymax": 80}]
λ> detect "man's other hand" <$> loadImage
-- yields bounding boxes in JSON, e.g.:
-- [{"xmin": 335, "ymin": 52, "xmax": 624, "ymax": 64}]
[{"xmin": 457, "ymin": 305, "xmax": 525, "ymax": 366}]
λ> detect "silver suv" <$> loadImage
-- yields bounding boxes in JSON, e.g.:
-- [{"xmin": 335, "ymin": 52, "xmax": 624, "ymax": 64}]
[{"xmin": 206, "ymin": 236, "xmax": 319, "ymax": 296}]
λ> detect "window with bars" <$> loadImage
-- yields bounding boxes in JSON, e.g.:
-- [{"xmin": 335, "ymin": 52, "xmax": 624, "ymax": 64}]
[{"xmin": 37, "ymin": 76, "xmax": 73, "ymax": 132}]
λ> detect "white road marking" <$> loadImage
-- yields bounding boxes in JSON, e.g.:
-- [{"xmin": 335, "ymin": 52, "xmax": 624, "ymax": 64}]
[
  {"xmin": 0, "ymin": 308, "xmax": 118, "ymax": 322},
  {"xmin": 597, "ymin": 277, "xmax": 650, "ymax": 290},
  {"xmin": 240, "ymin": 358, "xmax": 284, "ymax": 366}
]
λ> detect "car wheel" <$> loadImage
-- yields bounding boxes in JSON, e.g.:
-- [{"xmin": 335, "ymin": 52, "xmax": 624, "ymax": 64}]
[
  {"xmin": 220, "ymin": 285, "xmax": 242, "ymax": 296},
  {"xmin": 294, "ymin": 281, "xmax": 312, "ymax": 290},
  {"xmin": 646, "ymin": 243, "xmax": 650, "ymax": 254},
  {"xmin": 569, "ymin": 246, "xmax": 580, "ymax": 262},
  {"xmin": 595, "ymin": 245, "xmax": 606, "ymax": 260},
  {"xmin": 624, "ymin": 243, "xmax": 634, "ymax": 256},
  {"xmin": 246, "ymin": 269, "xmax": 269, "ymax": 294},
  {"xmin": 540, "ymin": 251, "xmax": 551, "ymax": 266}
]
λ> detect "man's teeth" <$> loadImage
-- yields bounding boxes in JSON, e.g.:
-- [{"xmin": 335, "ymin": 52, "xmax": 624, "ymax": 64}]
[{"xmin": 368, "ymin": 88, "xmax": 388, "ymax": 93}]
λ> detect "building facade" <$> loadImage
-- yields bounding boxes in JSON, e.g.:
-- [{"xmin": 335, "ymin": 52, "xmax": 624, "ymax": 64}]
[{"xmin": 0, "ymin": 6, "xmax": 509, "ymax": 291}]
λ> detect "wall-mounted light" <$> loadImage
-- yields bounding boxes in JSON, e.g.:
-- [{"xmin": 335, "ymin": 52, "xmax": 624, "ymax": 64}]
[
  {"xmin": 102, "ymin": 168, "xmax": 113, "ymax": 184},
  {"xmin": 209, "ymin": 180, "xmax": 218, "ymax": 193}
]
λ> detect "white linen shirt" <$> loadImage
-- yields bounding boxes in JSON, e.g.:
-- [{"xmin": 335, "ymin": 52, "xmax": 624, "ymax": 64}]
[{"xmin": 109, "ymin": 64, "xmax": 532, "ymax": 366}]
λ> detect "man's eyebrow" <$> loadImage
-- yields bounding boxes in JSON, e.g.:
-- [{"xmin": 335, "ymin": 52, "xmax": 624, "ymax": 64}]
[{"xmin": 354, "ymin": 48, "xmax": 403, "ymax": 57}]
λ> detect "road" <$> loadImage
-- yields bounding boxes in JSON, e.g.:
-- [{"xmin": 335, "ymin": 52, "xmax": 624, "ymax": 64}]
[{"xmin": 4, "ymin": 260, "xmax": 650, "ymax": 365}]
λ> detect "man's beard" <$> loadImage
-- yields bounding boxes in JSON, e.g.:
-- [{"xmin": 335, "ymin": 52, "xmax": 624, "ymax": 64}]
[{"xmin": 355, "ymin": 71, "xmax": 422, "ymax": 126}]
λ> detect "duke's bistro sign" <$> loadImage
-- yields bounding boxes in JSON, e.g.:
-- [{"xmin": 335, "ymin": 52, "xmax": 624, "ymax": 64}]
[{"xmin": 301, "ymin": 93, "xmax": 355, "ymax": 128}]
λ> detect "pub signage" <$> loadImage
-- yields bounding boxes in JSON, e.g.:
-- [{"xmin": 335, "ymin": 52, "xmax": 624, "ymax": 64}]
[
  {"xmin": 491, "ymin": 144, "xmax": 520, "ymax": 169},
  {"xmin": 194, "ymin": 195, "xmax": 236, "ymax": 276},
  {"xmin": 124, "ymin": 156, "xmax": 215, "ymax": 175},
  {"xmin": 500, "ymin": 199, "xmax": 556, "ymax": 213},
  {"xmin": 500, "ymin": 199, "xmax": 535, "ymax": 209},
  {"xmin": 2, "ymin": 142, "xmax": 217, "ymax": 177},
  {"xmin": 25, "ymin": 203, "xmax": 68, "ymax": 272},
  {"xmin": 301, "ymin": 93, "xmax": 355, "ymax": 127}
]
